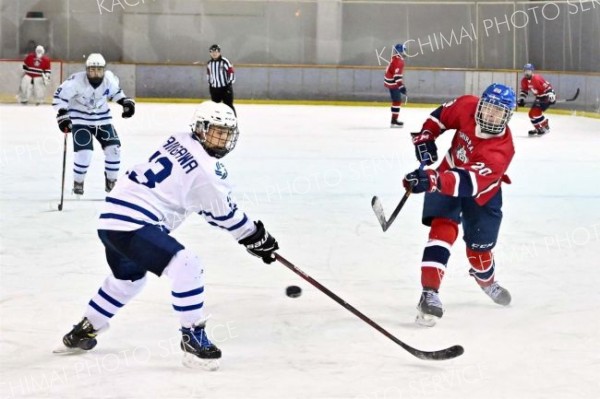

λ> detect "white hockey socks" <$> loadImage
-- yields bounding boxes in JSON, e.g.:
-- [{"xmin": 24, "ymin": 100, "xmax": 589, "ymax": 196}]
[
  {"xmin": 103, "ymin": 145, "xmax": 121, "ymax": 181},
  {"xmin": 163, "ymin": 250, "xmax": 207, "ymax": 328},
  {"xmin": 84, "ymin": 275, "xmax": 147, "ymax": 330},
  {"xmin": 73, "ymin": 149, "xmax": 93, "ymax": 183}
]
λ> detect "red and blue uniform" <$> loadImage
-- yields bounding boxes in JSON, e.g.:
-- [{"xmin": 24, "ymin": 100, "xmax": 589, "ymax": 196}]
[
  {"xmin": 519, "ymin": 74, "xmax": 554, "ymax": 133},
  {"xmin": 416, "ymin": 95, "xmax": 515, "ymax": 290},
  {"xmin": 384, "ymin": 54, "xmax": 405, "ymax": 124}
]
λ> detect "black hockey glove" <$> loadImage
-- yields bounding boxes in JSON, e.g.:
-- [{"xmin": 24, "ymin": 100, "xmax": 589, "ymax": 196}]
[
  {"xmin": 56, "ymin": 109, "xmax": 72, "ymax": 133},
  {"xmin": 411, "ymin": 131, "xmax": 438, "ymax": 165},
  {"xmin": 403, "ymin": 167, "xmax": 439, "ymax": 194},
  {"xmin": 238, "ymin": 221, "xmax": 279, "ymax": 264},
  {"xmin": 517, "ymin": 97, "xmax": 526, "ymax": 107},
  {"xmin": 399, "ymin": 86, "xmax": 407, "ymax": 96},
  {"xmin": 117, "ymin": 98, "xmax": 135, "ymax": 118}
]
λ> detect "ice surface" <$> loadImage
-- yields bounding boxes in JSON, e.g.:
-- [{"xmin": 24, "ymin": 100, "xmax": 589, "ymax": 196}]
[{"xmin": 1, "ymin": 103, "xmax": 599, "ymax": 398}]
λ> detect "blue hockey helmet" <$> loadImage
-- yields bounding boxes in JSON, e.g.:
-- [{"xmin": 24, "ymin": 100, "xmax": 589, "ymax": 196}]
[
  {"xmin": 476, "ymin": 83, "xmax": 516, "ymax": 135},
  {"xmin": 393, "ymin": 43, "xmax": 405, "ymax": 56},
  {"xmin": 523, "ymin": 63, "xmax": 534, "ymax": 78}
]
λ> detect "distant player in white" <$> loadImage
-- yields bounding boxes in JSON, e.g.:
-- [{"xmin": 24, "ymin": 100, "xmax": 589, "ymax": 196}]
[
  {"xmin": 53, "ymin": 53, "xmax": 135, "ymax": 195},
  {"xmin": 56, "ymin": 102, "xmax": 279, "ymax": 370}
]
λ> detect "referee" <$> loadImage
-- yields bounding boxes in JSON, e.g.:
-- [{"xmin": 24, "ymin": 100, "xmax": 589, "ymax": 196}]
[{"xmin": 206, "ymin": 44, "xmax": 236, "ymax": 114}]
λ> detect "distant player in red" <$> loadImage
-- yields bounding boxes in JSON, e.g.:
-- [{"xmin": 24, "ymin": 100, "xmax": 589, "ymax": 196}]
[
  {"xmin": 18, "ymin": 45, "xmax": 51, "ymax": 105},
  {"xmin": 517, "ymin": 63, "xmax": 555, "ymax": 136},
  {"xmin": 403, "ymin": 83, "xmax": 516, "ymax": 327},
  {"xmin": 384, "ymin": 44, "xmax": 406, "ymax": 128}
]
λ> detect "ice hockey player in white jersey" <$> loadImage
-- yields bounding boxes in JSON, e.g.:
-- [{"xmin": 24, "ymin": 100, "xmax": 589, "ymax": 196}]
[
  {"xmin": 55, "ymin": 101, "xmax": 279, "ymax": 371},
  {"xmin": 52, "ymin": 53, "xmax": 135, "ymax": 195}
]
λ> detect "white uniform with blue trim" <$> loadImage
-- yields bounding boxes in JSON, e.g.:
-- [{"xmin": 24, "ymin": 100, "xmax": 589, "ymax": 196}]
[
  {"xmin": 52, "ymin": 71, "xmax": 126, "ymax": 125},
  {"xmin": 98, "ymin": 132, "xmax": 255, "ymax": 240}
]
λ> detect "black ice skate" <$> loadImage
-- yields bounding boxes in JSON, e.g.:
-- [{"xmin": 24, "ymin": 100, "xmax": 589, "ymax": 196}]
[
  {"xmin": 104, "ymin": 172, "xmax": 116, "ymax": 193},
  {"xmin": 73, "ymin": 181, "xmax": 84, "ymax": 195},
  {"xmin": 53, "ymin": 317, "xmax": 98, "ymax": 354},
  {"xmin": 481, "ymin": 282, "xmax": 512, "ymax": 306},
  {"xmin": 390, "ymin": 119, "xmax": 404, "ymax": 128},
  {"xmin": 416, "ymin": 288, "xmax": 444, "ymax": 327},
  {"xmin": 180, "ymin": 324, "xmax": 221, "ymax": 370}
]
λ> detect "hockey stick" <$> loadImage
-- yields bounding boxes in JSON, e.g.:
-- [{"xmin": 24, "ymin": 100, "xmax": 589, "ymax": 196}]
[
  {"xmin": 526, "ymin": 88, "xmax": 580, "ymax": 106},
  {"xmin": 275, "ymin": 254, "xmax": 464, "ymax": 360},
  {"xmin": 57, "ymin": 133, "xmax": 68, "ymax": 211},
  {"xmin": 371, "ymin": 190, "xmax": 411, "ymax": 232},
  {"xmin": 371, "ymin": 161, "xmax": 427, "ymax": 232}
]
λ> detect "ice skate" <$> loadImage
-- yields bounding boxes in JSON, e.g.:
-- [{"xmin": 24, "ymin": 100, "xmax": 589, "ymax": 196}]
[
  {"xmin": 53, "ymin": 317, "xmax": 98, "ymax": 354},
  {"xmin": 415, "ymin": 288, "xmax": 444, "ymax": 327},
  {"xmin": 390, "ymin": 119, "xmax": 404, "ymax": 128},
  {"xmin": 180, "ymin": 324, "xmax": 221, "ymax": 371},
  {"xmin": 528, "ymin": 129, "xmax": 538, "ymax": 136},
  {"xmin": 481, "ymin": 281, "xmax": 511, "ymax": 306},
  {"xmin": 73, "ymin": 181, "xmax": 84, "ymax": 195},
  {"xmin": 105, "ymin": 172, "xmax": 116, "ymax": 193}
]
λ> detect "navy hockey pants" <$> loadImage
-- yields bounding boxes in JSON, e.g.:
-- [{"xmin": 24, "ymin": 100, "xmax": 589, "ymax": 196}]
[
  {"xmin": 421, "ymin": 189, "xmax": 503, "ymax": 251},
  {"xmin": 72, "ymin": 124, "xmax": 121, "ymax": 151},
  {"xmin": 98, "ymin": 225, "xmax": 184, "ymax": 281}
]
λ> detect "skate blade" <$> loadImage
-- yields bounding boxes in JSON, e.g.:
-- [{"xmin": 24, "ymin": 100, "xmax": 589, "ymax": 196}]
[
  {"xmin": 415, "ymin": 312, "xmax": 439, "ymax": 327},
  {"xmin": 52, "ymin": 345, "xmax": 87, "ymax": 355},
  {"xmin": 182, "ymin": 353, "xmax": 220, "ymax": 371}
]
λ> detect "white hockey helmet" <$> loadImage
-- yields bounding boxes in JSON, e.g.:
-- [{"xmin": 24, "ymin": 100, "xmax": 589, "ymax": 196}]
[
  {"xmin": 35, "ymin": 45, "xmax": 45, "ymax": 57},
  {"xmin": 191, "ymin": 102, "xmax": 238, "ymax": 158},
  {"xmin": 85, "ymin": 53, "xmax": 106, "ymax": 86},
  {"xmin": 86, "ymin": 53, "xmax": 106, "ymax": 68}
]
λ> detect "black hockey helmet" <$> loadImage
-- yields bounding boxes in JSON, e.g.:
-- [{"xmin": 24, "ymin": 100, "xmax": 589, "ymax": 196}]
[{"xmin": 209, "ymin": 44, "xmax": 221, "ymax": 52}]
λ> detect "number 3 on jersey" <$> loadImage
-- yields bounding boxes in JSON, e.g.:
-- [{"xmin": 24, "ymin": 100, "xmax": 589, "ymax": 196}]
[{"xmin": 128, "ymin": 151, "xmax": 173, "ymax": 188}]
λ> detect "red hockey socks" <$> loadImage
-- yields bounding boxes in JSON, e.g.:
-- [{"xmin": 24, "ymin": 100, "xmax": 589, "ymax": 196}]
[
  {"xmin": 467, "ymin": 248, "xmax": 495, "ymax": 287},
  {"xmin": 391, "ymin": 101, "xmax": 401, "ymax": 120},
  {"xmin": 421, "ymin": 218, "xmax": 458, "ymax": 291}
]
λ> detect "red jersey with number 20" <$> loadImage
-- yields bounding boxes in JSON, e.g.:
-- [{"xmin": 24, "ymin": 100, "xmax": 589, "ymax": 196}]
[{"xmin": 419, "ymin": 95, "xmax": 515, "ymax": 206}]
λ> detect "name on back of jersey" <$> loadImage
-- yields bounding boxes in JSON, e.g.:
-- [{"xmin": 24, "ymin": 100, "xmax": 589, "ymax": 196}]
[{"xmin": 163, "ymin": 136, "xmax": 199, "ymax": 174}]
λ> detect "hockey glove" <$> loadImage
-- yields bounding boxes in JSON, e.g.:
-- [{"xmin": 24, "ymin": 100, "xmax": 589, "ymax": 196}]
[
  {"xmin": 56, "ymin": 109, "xmax": 72, "ymax": 133},
  {"xmin": 411, "ymin": 131, "xmax": 438, "ymax": 165},
  {"xmin": 399, "ymin": 86, "xmax": 407, "ymax": 96},
  {"xmin": 546, "ymin": 91, "xmax": 556, "ymax": 104},
  {"xmin": 117, "ymin": 98, "xmax": 135, "ymax": 118},
  {"xmin": 238, "ymin": 221, "xmax": 279, "ymax": 264},
  {"xmin": 403, "ymin": 167, "xmax": 439, "ymax": 194},
  {"xmin": 517, "ymin": 97, "xmax": 526, "ymax": 107}
]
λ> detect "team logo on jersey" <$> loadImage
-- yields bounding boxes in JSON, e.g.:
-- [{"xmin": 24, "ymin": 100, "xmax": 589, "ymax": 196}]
[
  {"xmin": 215, "ymin": 162, "xmax": 228, "ymax": 180},
  {"xmin": 456, "ymin": 146, "xmax": 468, "ymax": 163}
]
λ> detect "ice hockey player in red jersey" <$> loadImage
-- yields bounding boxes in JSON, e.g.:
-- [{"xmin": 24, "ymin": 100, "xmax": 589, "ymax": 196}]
[
  {"xmin": 403, "ymin": 83, "xmax": 515, "ymax": 327},
  {"xmin": 384, "ymin": 43, "xmax": 407, "ymax": 128},
  {"xmin": 18, "ymin": 45, "xmax": 51, "ymax": 105},
  {"xmin": 517, "ymin": 63, "xmax": 555, "ymax": 136}
]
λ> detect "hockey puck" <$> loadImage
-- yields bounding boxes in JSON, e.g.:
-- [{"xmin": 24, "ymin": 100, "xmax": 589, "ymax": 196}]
[{"xmin": 286, "ymin": 285, "xmax": 302, "ymax": 298}]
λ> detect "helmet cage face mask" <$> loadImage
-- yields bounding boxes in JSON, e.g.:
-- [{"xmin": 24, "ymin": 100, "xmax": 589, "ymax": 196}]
[
  {"xmin": 476, "ymin": 100, "xmax": 513, "ymax": 135},
  {"xmin": 86, "ymin": 54, "xmax": 106, "ymax": 87},
  {"xmin": 192, "ymin": 111, "xmax": 239, "ymax": 158}
]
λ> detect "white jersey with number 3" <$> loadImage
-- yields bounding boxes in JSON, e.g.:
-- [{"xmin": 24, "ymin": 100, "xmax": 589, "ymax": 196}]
[
  {"xmin": 98, "ymin": 132, "xmax": 255, "ymax": 240},
  {"xmin": 52, "ymin": 70, "xmax": 127, "ymax": 126}
]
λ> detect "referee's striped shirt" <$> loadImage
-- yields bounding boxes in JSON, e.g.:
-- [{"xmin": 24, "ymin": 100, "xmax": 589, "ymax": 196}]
[{"xmin": 206, "ymin": 57, "xmax": 235, "ymax": 88}]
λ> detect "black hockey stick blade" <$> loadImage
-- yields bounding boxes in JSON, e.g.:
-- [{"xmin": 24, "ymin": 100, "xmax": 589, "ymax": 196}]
[
  {"xmin": 565, "ymin": 88, "xmax": 580, "ymax": 102},
  {"xmin": 275, "ymin": 253, "xmax": 464, "ymax": 361},
  {"xmin": 371, "ymin": 190, "xmax": 411, "ymax": 232}
]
